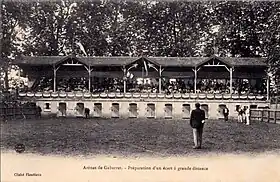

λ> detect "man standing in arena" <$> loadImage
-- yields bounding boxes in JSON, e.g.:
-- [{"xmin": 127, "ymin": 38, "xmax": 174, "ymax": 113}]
[
  {"xmin": 237, "ymin": 106, "xmax": 243, "ymax": 123},
  {"xmin": 84, "ymin": 108, "xmax": 90, "ymax": 118},
  {"xmin": 190, "ymin": 103, "xmax": 206, "ymax": 149},
  {"xmin": 223, "ymin": 106, "xmax": 229, "ymax": 122},
  {"xmin": 36, "ymin": 105, "xmax": 42, "ymax": 119},
  {"xmin": 245, "ymin": 106, "xmax": 250, "ymax": 125},
  {"xmin": 242, "ymin": 106, "xmax": 247, "ymax": 123}
]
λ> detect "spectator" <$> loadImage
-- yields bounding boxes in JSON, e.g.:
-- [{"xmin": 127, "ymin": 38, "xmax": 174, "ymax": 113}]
[
  {"xmin": 59, "ymin": 106, "xmax": 66, "ymax": 117},
  {"xmin": 242, "ymin": 106, "xmax": 247, "ymax": 123},
  {"xmin": 237, "ymin": 106, "xmax": 243, "ymax": 123},
  {"xmin": 245, "ymin": 106, "xmax": 250, "ymax": 125},
  {"xmin": 223, "ymin": 106, "xmax": 229, "ymax": 122},
  {"xmin": 30, "ymin": 76, "xmax": 267, "ymax": 95},
  {"xmin": 36, "ymin": 105, "xmax": 42, "ymax": 119},
  {"xmin": 84, "ymin": 108, "xmax": 90, "ymax": 118}
]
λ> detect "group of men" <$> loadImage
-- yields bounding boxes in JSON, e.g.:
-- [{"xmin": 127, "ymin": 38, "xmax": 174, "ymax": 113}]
[
  {"xmin": 222, "ymin": 105, "xmax": 250, "ymax": 125},
  {"xmin": 189, "ymin": 103, "xmax": 251, "ymax": 149},
  {"xmin": 59, "ymin": 106, "xmax": 90, "ymax": 118},
  {"xmin": 236, "ymin": 105, "xmax": 251, "ymax": 125}
]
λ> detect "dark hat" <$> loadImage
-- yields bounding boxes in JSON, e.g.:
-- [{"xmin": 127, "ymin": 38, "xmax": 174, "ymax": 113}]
[{"xmin": 195, "ymin": 103, "xmax": 200, "ymax": 108}]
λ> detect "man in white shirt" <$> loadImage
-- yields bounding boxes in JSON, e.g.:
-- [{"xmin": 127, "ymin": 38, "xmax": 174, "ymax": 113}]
[
  {"xmin": 237, "ymin": 106, "xmax": 243, "ymax": 123},
  {"xmin": 245, "ymin": 106, "xmax": 250, "ymax": 125}
]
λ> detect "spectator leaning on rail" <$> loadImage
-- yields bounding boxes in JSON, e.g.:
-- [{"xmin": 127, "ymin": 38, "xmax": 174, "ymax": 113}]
[{"xmin": 190, "ymin": 103, "xmax": 206, "ymax": 149}]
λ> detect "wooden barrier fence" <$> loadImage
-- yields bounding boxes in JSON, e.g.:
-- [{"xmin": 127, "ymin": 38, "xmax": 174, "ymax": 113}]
[
  {"xmin": 0, "ymin": 102, "xmax": 39, "ymax": 120},
  {"xmin": 250, "ymin": 109, "xmax": 280, "ymax": 124}
]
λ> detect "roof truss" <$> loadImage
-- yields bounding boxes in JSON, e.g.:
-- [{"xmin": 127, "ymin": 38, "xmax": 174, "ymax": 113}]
[
  {"xmin": 62, "ymin": 59, "xmax": 84, "ymax": 66},
  {"xmin": 196, "ymin": 56, "xmax": 233, "ymax": 71},
  {"xmin": 55, "ymin": 55, "xmax": 87, "ymax": 67}
]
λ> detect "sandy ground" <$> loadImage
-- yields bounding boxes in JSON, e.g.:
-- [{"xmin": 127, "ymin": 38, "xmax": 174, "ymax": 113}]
[{"xmin": 1, "ymin": 150, "xmax": 280, "ymax": 182}]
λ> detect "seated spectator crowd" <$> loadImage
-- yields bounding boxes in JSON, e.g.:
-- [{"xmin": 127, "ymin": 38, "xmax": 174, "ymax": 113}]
[{"xmin": 20, "ymin": 76, "xmax": 268, "ymax": 95}]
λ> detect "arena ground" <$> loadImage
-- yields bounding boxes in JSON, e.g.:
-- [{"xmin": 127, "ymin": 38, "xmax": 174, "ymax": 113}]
[{"xmin": 1, "ymin": 118, "xmax": 280, "ymax": 157}]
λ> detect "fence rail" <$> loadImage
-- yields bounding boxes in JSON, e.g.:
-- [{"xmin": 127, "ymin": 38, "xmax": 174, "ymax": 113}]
[{"xmin": 250, "ymin": 109, "xmax": 280, "ymax": 124}]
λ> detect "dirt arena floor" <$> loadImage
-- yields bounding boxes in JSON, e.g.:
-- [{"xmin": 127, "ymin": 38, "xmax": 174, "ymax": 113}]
[{"xmin": 1, "ymin": 117, "xmax": 280, "ymax": 157}]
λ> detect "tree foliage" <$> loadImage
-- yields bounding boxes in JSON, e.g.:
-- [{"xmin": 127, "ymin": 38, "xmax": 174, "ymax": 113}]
[
  {"xmin": 1, "ymin": 0, "xmax": 30, "ymax": 89},
  {"xmin": 1, "ymin": 0, "xmax": 280, "ymax": 88}
]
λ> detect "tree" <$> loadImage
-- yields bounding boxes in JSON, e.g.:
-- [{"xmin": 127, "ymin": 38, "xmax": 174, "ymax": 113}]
[
  {"xmin": 1, "ymin": 0, "xmax": 280, "ymax": 62},
  {"xmin": 1, "ymin": 0, "xmax": 30, "ymax": 90},
  {"xmin": 22, "ymin": 0, "xmax": 79, "ymax": 56},
  {"xmin": 211, "ymin": 1, "xmax": 280, "ymax": 57}
]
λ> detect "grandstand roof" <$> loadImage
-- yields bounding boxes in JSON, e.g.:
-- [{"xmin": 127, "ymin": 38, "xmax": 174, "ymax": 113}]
[{"xmin": 13, "ymin": 55, "xmax": 268, "ymax": 68}]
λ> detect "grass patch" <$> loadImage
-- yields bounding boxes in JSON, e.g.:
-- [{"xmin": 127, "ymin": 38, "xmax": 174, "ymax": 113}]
[{"xmin": 1, "ymin": 118, "xmax": 280, "ymax": 157}]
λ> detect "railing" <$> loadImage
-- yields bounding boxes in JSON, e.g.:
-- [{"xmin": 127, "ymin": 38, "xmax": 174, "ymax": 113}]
[
  {"xmin": 0, "ymin": 104, "xmax": 39, "ymax": 120},
  {"xmin": 250, "ymin": 109, "xmax": 280, "ymax": 124},
  {"xmin": 17, "ymin": 92, "xmax": 269, "ymax": 100}
]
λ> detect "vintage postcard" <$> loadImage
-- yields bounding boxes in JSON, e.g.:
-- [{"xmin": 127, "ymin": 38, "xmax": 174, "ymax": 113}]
[{"xmin": 1, "ymin": 0, "xmax": 280, "ymax": 181}]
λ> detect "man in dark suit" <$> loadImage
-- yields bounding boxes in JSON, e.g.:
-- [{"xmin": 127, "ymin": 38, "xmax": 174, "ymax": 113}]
[
  {"xmin": 190, "ymin": 103, "xmax": 206, "ymax": 149},
  {"xmin": 84, "ymin": 108, "xmax": 90, "ymax": 118},
  {"xmin": 223, "ymin": 106, "xmax": 229, "ymax": 122},
  {"xmin": 36, "ymin": 105, "xmax": 42, "ymax": 119}
]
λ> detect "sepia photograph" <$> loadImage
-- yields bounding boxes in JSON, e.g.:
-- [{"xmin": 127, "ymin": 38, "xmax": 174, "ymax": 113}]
[{"xmin": 1, "ymin": 0, "xmax": 280, "ymax": 181}]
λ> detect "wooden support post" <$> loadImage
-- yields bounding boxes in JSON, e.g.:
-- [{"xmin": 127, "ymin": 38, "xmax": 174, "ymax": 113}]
[
  {"xmin": 267, "ymin": 110, "xmax": 270, "ymax": 123},
  {"xmin": 53, "ymin": 66, "xmax": 56, "ymax": 92},
  {"xmin": 194, "ymin": 68, "xmax": 197, "ymax": 94},
  {"xmin": 88, "ymin": 68, "xmax": 91, "ymax": 92},
  {"xmin": 267, "ymin": 74, "xmax": 270, "ymax": 101},
  {"xmin": 159, "ymin": 65, "xmax": 162, "ymax": 93},
  {"xmin": 230, "ymin": 67, "xmax": 233, "ymax": 95},
  {"xmin": 274, "ymin": 110, "xmax": 277, "ymax": 124},
  {"xmin": 276, "ymin": 96, "xmax": 279, "ymax": 110},
  {"xmin": 261, "ymin": 110, "xmax": 264, "ymax": 122},
  {"xmin": 123, "ymin": 67, "xmax": 127, "ymax": 94}
]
